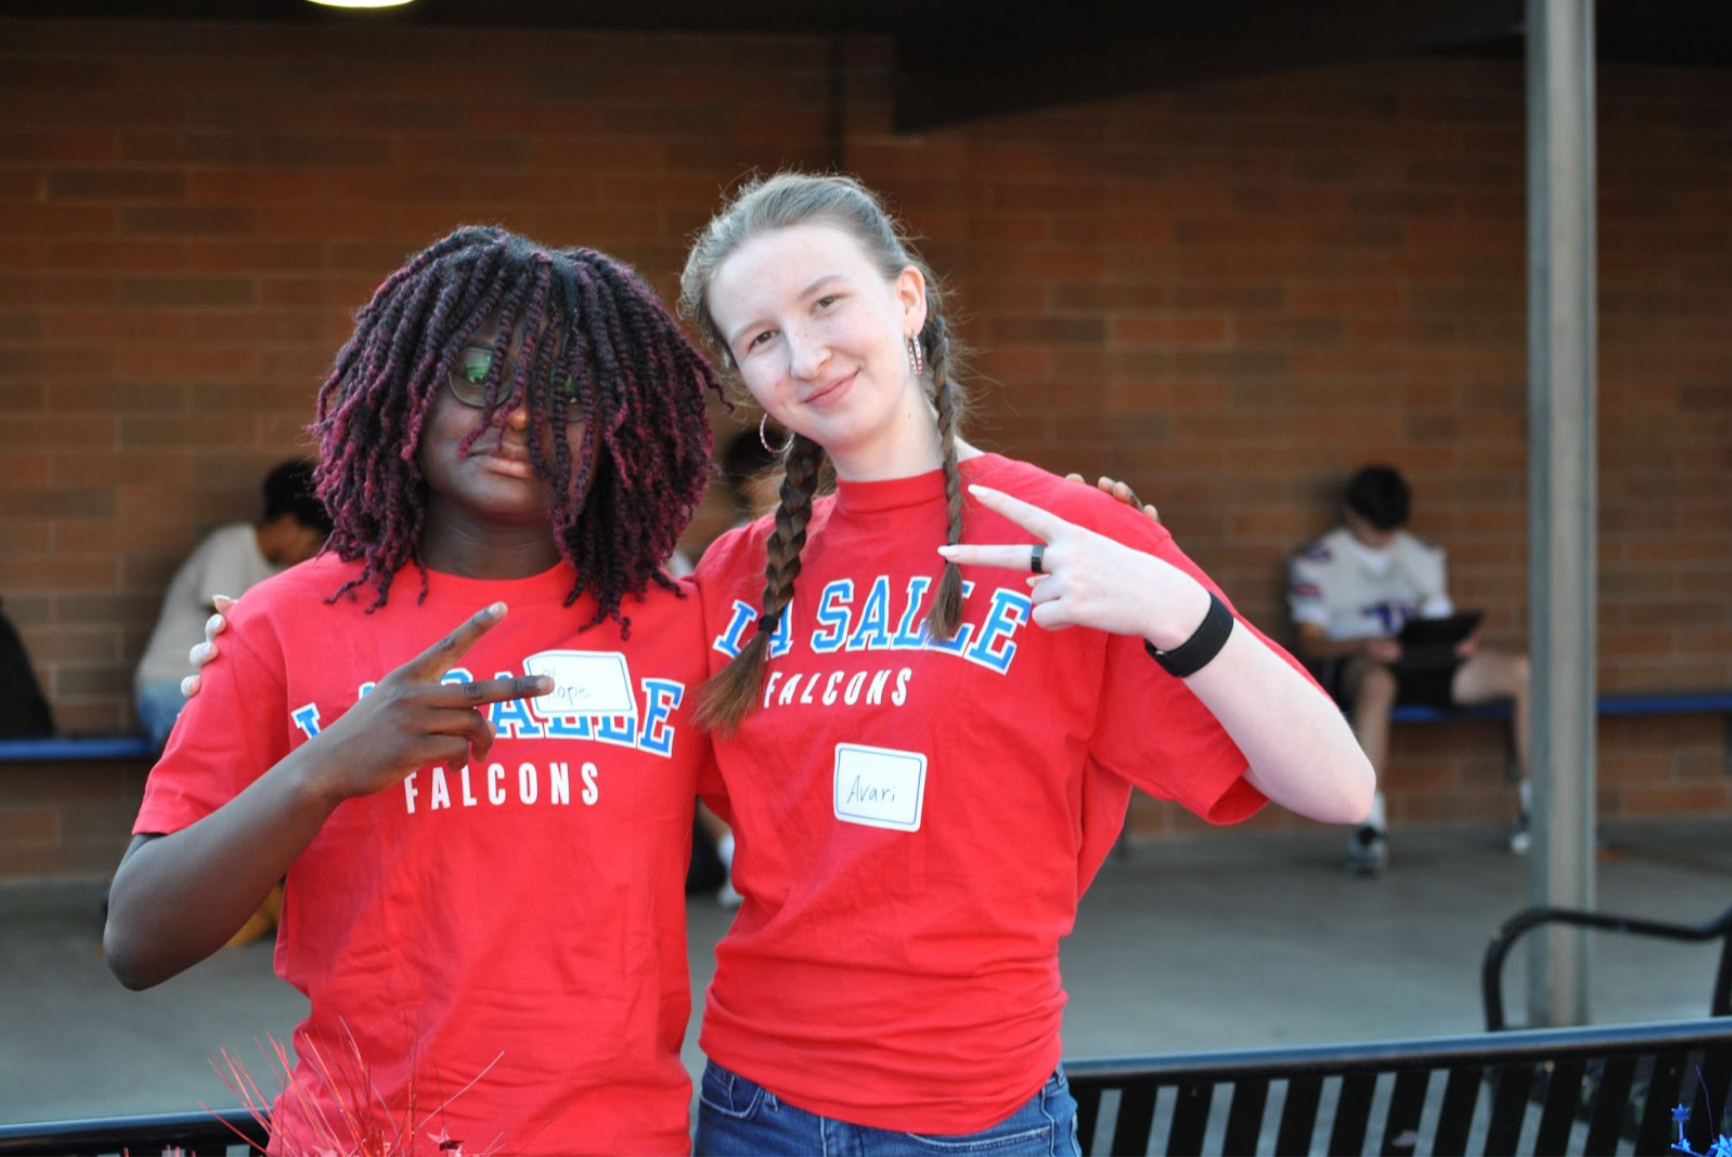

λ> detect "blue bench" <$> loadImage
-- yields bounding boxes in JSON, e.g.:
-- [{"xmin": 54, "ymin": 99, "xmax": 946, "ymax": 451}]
[
  {"xmin": 1391, "ymin": 689, "xmax": 1732, "ymax": 725},
  {"xmin": 1390, "ymin": 689, "xmax": 1732, "ymax": 774},
  {"xmin": 0, "ymin": 735, "xmax": 157, "ymax": 762}
]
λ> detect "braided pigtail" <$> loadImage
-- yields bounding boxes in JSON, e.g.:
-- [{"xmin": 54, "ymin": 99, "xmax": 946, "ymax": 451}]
[
  {"xmin": 922, "ymin": 315, "xmax": 964, "ymax": 642},
  {"xmin": 696, "ymin": 434, "xmax": 824, "ymax": 735}
]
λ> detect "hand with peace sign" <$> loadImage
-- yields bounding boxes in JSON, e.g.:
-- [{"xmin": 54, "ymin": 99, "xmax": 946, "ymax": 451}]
[
  {"xmin": 939, "ymin": 483, "xmax": 1375, "ymax": 826},
  {"xmin": 106, "ymin": 602, "xmax": 553, "ymax": 990},
  {"xmin": 292, "ymin": 602, "xmax": 553, "ymax": 804},
  {"xmin": 938, "ymin": 485, "xmax": 1213, "ymax": 651},
  {"xmin": 181, "ymin": 601, "xmax": 550, "ymax": 803}
]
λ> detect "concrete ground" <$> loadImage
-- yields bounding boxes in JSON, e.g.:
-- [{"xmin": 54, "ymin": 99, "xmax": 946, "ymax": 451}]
[{"xmin": 3, "ymin": 817, "xmax": 1729, "ymax": 1128}]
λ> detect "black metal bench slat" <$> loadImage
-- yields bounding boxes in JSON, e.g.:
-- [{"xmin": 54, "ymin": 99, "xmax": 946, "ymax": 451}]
[
  {"xmin": 1430, "ymin": 1062, "xmax": 1483, "ymax": 1157},
  {"xmin": 1380, "ymin": 1067, "xmax": 1430, "ymax": 1156},
  {"xmin": 1697, "ymin": 1046, "xmax": 1732, "ymax": 1147},
  {"xmin": 1075, "ymin": 1082, "xmax": 1104, "ymax": 1154},
  {"xmin": 1221, "ymin": 1077, "xmax": 1268, "ymax": 1156},
  {"xmin": 1533, "ymin": 1054, "xmax": 1587, "ymax": 1155},
  {"xmin": 1584, "ymin": 1053, "xmax": 1638, "ymax": 1156},
  {"xmin": 1328, "ymin": 1070, "xmax": 1377, "ymax": 1156},
  {"xmin": 1113, "ymin": 1082, "xmax": 1159, "ymax": 1157},
  {"xmin": 1638, "ymin": 1048, "xmax": 1689, "ymax": 1155},
  {"xmin": 1484, "ymin": 1061, "xmax": 1534, "ymax": 1156},
  {"xmin": 1274, "ymin": 1074, "xmax": 1323, "ymax": 1156},
  {"xmin": 1165, "ymin": 1081, "xmax": 1211, "ymax": 1156}
]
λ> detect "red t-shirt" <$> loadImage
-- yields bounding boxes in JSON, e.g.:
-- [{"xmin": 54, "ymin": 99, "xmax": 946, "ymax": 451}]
[
  {"xmin": 133, "ymin": 554, "xmax": 709, "ymax": 1155},
  {"xmin": 692, "ymin": 454, "xmax": 1283, "ymax": 1132}
]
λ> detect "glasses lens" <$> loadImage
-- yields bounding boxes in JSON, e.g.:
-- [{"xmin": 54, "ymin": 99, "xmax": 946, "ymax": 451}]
[
  {"xmin": 448, "ymin": 346, "xmax": 492, "ymax": 407},
  {"xmin": 556, "ymin": 376, "xmax": 585, "ymax": 424}
]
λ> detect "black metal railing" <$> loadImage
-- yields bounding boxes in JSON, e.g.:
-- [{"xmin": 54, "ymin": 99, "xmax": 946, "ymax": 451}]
[
  {"xmin": 1481, "ymin": 902, "xmax": 1732, "ymax": 1032},
  {"xmin": 8, "ymin": 1018, "xmax": 1732, "ymax": 1156}
]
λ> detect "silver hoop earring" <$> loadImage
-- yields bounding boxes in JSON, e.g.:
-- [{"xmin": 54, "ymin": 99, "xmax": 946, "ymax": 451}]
[
  {"xmin": 759, "ymin": 413, "xmax": 793, "ymax": 455},
  {"xmin": 907, "ymin": 334, "xmax": 925, "ymax": 377}
]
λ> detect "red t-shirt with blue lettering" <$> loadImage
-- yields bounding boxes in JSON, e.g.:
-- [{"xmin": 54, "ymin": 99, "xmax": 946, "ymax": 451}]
[
  {"xmin": 133, "ymin": 554, "xmax": 708, "ymax": 1155},
  {"xmin": 691, "ymin": 453, "xmax": 1298, "ymax": 1132}
]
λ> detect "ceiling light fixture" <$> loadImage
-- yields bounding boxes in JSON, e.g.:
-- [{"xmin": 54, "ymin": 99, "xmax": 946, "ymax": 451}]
[{"xmin": 306, "ymin": 0, "xmax": 417, "ymax": 9}]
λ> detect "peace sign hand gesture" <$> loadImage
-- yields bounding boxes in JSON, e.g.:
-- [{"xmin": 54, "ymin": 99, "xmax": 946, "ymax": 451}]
[
  {"xmin": 297, "ymin": 602, "xmax": 552, "ymax": 807},
  {"xmin": 938, "ymin": 485, "xmax": 1213, "ymax": 650}
]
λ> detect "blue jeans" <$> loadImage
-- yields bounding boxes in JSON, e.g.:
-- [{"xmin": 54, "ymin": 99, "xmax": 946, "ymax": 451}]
[
  {"xmin": 695, "ymin": 1059, "xmax": 1081, "ymax": 1157},
  {"xmin": 135, "ymin": 680, "xmax": 186, "ymax": 750}
]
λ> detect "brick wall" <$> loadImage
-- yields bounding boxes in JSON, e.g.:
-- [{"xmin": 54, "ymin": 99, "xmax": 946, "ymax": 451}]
[{"xmin": 1, "ymin": 19, "xmax": 1728, "ymax": 876}]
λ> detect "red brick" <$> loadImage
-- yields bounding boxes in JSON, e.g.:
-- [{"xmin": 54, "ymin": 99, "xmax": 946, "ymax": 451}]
[
  {"xmin": 0, "ymin": 450, "xmax": 50, "ymax": 483},
  {"xmin": 52, "ymin": 449, "xmax": 196, "ymax": 488},
  {"xmin": 46, "ymin": 168, "xmax": 186, "ymax": 201},
  {"xmin": 0, "ymin": 415, "xmax": 117, "ymax": 453},
  {"xmin": 0, "ymin": 204, "xmax": 116, "ymax": 242},
  {"xmin": 115, "ymin": 276, "xmax": 255, "ymax": 309},
  {"xmin": 2, "ymin": 518, "xmax": 51, "ymax": 552},
  {"xmin": 253, "ymin": 204, "xmax": 392, "ymax": 242},
  {"xmin": 115, "ymin": 345, "xmax": 260, "ymax": 382},
  {"xmin": 48, "ymin": 240, "xmax": 188, "ymax": 274},
  {"xmin": 0, "ymin": 131, "xmax": 119, "ymax": 164},
  {"xmin": 0, "ymin": 546, "xmax": 116, "ymax": 588},
  {"xmin": 0, "ymin": 347, "xmax": 115, "ymax": 378},
  {"xmin": 118, "ymin": 205, "xmax": 256, "ymax": 237},
  {"xmin": 44, "ymin": 382, "xmax": 185, "ymax": 413}
]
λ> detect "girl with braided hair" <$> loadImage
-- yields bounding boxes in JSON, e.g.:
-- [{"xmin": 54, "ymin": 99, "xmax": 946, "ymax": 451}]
[
  {"xmin": 105, "ymin": 227, "xmax": 725, "ymax": 1155},
  {"xmin": 678, "ymin": 172, "xmax": 1374, "ymax": 1155}
]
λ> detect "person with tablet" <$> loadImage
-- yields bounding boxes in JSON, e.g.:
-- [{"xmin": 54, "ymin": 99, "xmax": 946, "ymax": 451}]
[{"xmin": 1288, "ymin": 464, "xmax": 1532, "ymax": 875}]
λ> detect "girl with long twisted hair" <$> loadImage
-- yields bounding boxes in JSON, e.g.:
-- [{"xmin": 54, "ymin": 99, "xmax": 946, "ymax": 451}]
[
  {"xmin": 679, "ymin": 173, "xmax": 1375, "ymax": 1154},
  {"xmin": 105, "ymin": 227, "xmax": 724, "ymax": 1154}
]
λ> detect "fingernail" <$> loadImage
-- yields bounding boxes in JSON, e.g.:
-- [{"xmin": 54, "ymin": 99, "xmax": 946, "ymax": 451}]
[
  {"xmin": 936, "ymin": 545, "xmax": 956, "ymax": 556},
  {"xmin": 489, "ymin": 602, "xmax": 507, "ymax": 617},
  {"xmin": 538, "ymin": 676, "xmax": 555, "ymax": 693}
]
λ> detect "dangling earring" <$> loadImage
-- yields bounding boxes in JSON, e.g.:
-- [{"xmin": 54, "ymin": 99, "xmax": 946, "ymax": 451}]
[
  {"xmin": 759, "ymin": 413, "xmax": 793, "ymax": 455},
  {"xmin": 907, "ymin": 334, "xmax": 925, "ymax": 377}
]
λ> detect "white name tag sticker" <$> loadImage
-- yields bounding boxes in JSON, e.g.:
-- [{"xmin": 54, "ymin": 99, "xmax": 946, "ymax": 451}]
[
  {"xmin": 522, "ymin": 650, "xmax": 637, "ymax": 721},
  {"xmin": 833, "ymin": 743, "xmax": 927, "ymax": 832}
]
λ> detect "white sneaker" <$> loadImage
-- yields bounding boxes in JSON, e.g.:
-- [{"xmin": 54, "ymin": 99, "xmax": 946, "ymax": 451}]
[
  {"xmin": 716, "ymin": 877, "xmax": 743, "ymax": 909},
  {"xmin": 1347, "ymin": 824, "xmax": 1388, "ymax": 877},
  {"xmin": 1509, "ymin": 812, "xmax": 1531, "ymax": 855}
]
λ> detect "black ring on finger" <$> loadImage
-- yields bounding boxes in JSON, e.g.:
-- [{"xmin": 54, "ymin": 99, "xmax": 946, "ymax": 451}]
[{"xmin": 1030, "ymin": 543, "xmax": 1046, "ymax": 574}]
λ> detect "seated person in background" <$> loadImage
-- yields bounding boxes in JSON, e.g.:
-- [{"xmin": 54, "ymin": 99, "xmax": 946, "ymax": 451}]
[
  {"xmin": 1289, "ymin": 464, "xmax": 1531, "ymax": 876},
  {"xmin": 720, "ymin": 421, "xmax": 783, "ymax": 525},
  {"xmin": 133, "ymin": 459, "xmax": 331, "ymax": 750}
]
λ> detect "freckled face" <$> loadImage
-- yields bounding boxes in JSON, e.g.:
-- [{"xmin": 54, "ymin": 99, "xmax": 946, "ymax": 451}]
[{"xmin": 707, "ymin": 223, "xmax": 932, "ymax": 482}]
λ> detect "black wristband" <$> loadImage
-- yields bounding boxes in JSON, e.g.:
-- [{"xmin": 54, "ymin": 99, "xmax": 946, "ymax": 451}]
[{"xmin": 1145, "ymin": 593, "xmax": 1235, "ymax": 678}]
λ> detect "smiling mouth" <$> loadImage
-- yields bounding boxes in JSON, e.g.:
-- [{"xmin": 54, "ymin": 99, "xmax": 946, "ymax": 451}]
[
  {"xmin": 803, "ymin": 371, "xmax": 856, "ymax": 407},
  {"xmin": 475, "ymin": 448, "xmax": 538, "ymax": 479}
]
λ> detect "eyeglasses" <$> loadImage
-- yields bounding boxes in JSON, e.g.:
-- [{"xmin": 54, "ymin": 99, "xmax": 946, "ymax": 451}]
[{"xmin": 447, "ymin": 346, "xmax": 583, "ymax": 424}]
